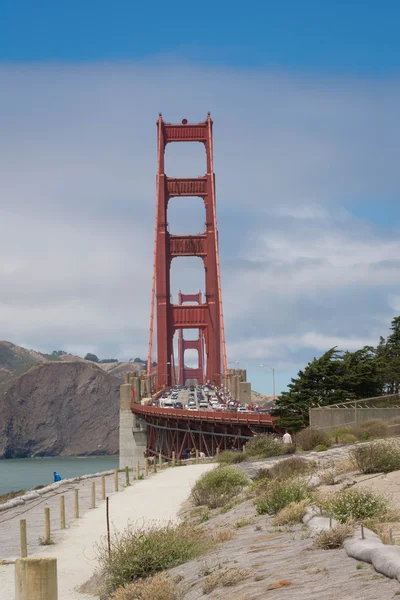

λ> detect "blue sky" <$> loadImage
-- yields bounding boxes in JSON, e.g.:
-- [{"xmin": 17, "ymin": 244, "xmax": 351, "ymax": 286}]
[
  {"xmin": 2, "ymin": 1, "xmax": 400, "ymax": 72},
  {"xmin": 1, "ymin": 2, "xmax": 400, "ymax": 395}
]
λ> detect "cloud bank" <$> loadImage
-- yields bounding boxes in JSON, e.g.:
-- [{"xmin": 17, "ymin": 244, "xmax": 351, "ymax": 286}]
[{"xmin": 1, "ymin": 62, "xmax": 399, "ymax": 392}]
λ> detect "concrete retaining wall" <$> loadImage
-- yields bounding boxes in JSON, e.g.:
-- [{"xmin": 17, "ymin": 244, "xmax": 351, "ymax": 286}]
[{"xmin": 309, "ymin": 407, "xmax": 400, "ymax": 431}]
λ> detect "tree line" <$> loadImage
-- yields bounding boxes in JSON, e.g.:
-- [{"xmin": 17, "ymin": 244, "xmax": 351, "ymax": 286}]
[{"xmin": 273, "ymin": 316, "xmax": 400, "ymax": 430}]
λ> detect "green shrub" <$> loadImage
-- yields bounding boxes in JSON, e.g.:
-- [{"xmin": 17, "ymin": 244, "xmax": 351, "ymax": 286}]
[
  {"xmin": 97, "ymin": 522, "xmax": 211, "ymax": 592},
  {"xmin": 350, "ymin": 441, "xmax": 400, "ymax": 474},
  {"xmin": 268, "ymin": 457, "xmax": 313, "ymax": 480},
  {"xmin": 325, "ymin": 488, "xmax": 388, "ymax": 523},
  {"xmin": 329, "ymin": 427, "xmax": 351, "ymax": 444},
  {"xmin": 295, "ymin": 428, "xmax": 332, "ymax": 451},
  {"xmin": 359, "ymin": 419, "xmax": 388, "ymax": 439},
  {"xmin": 245, "ymin": 434, "xmax": 292, "ymax": 459},
  {"xmin": 191, "ymin": 466, "xmax": 250, "ymax": 509},
  {"xmin": 314, "ymin": 444, "xmax": 328, "ymax": 452},
  {"xmin": 255, "ymin": 479, "xmax": 309, "ymax": 515},
  {"xmin": 252, "ymin": 468, "xmax": 271, "ymax": 483},
  {"xmin": 216, "ymin": 451, "xmax": 246, "ymax": 465}
]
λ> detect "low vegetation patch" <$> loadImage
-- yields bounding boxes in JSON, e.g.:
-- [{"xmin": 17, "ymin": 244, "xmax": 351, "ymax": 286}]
[
  {"xmin": 255, "ymin": 479, "xmax": 309, "ymax": 515},
  {"xmin": 358, "ymin": 419, "xmax": 388, "ymax": 440},
  {"xmin": 295, "ymin": 428, "xmax": 332, "ymax": 452},
  {"xmin": 191, "ymin": 466, "xmax": 249, "ymax": 509},
  {"xmin": 268, "ymin": 457, "xmax": 313, "ymax": 480},
  {"xmin": 110, "ymin": 572, "xmax": 177, "ymax": 600},
  {"xmin": 245, "ymin": 434, "xmax": 294, "ymax": 459},
  {"xmin": 324, "ymin": 488, "xmax": 388, "ymax": 523},
  {"xmin": 313, "ymin": 523, "xmax": 353, "ymax": 550},
  {"xmin": 234, "ymin": 517, "xmax": 254, "ymax": 529},
  {"xmin": 202, "ymin": 567, "xmax": 250, "ymax": 594},
  {"xmin": 350, "ymin": 441, "xmax": 400, "ymax": 474},
  {"xmin": 272, "ymin": 499, "xmax": 309, "ymax": 526},
  {"xmin": 97, "ymin": 522, "xmax": 211, "ymax": 592},
  {"xmin": 216, "ymin": 450, "xmax": 246, "ymax": 465}
]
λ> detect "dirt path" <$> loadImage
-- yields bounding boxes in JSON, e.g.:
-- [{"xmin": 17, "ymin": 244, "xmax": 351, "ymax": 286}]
[{"xmin": 0, "ymin": 463, "xmax": 213, "ymax": 600}]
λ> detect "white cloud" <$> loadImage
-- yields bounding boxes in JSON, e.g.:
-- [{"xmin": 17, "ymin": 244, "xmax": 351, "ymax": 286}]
[{"xmin": 0, "ymin": 62, "xmax": 399, "ymax": 389}]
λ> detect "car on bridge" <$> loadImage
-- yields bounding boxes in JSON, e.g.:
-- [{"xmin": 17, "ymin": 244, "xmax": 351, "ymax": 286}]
[{"xmin": 174, "ymin": 401, "xmax": 184, "ymax": 409}]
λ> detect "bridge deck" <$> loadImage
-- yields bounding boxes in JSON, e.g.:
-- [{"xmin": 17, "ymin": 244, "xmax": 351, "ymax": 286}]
[{"xmin": 130, "ymin": 403, "xmax": 275, "ymax": 426}]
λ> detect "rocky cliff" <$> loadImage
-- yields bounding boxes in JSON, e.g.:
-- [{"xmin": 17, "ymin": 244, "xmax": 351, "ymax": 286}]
[{"xmin": 0, "ymin": 361, "xmax": 120, "ymax": 458}]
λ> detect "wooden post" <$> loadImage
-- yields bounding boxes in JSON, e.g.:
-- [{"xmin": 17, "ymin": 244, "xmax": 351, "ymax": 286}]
[
  {"xmin": 329, "ymin": 516, "xmax": 332, "ymax": 529},
  {"xmin": 136, "ymin": 460, "xmax": 140, "ymax": 480},
  {"xmin": 74, "ymin": 489, "xmax": 79, "ymax": 519},
  {"xmin": 114, "ymin": 469, "xmax": 119, "ymax": 492},
  {"xmin": 144, "ymin": 458, "xmax": 149, "ymax": 477},
  {"xmin": 172, "ymin": 451, "xmax": 176, "ymax": 467},
  {"xmin": 60, "ymin": 496, "xmax": 66, "ymax": 529},
  {"xmin": 15, "ymin": 557, "xmax": 58, "ymax": 600},
  {"xmin": 216, "ymin": 447, "xmax": 220, "ymax": 457},
  {"xmin": 101, "ymin": 475, "xmax": 106, "ymax": 500},
  {"xmin": 196, "ymin": 449, "xmax": 199, "ymax": 464},
  {"xmin": 243, "ymin": 443, "xmax": 246, "ymax": 453},
  {"xmin": 125, "ymin": 466, "xmax": 130, "ymax": 486},
  {"xmin": 158, "ymin": 452, "xmax": 162, "ymax": 469},
  {"xmin": 91, "ymin": 482, "xmax": 96, "ymax": 509},
  {"xmin": 153, "ymin": 457, "xmax": 157, "ymax": 473},
  {"xmin": 361, "ymin": 523, "xmax": 365, "ymax": 539},
  {"xmin": 20, "ymin": 519, "xmax": 27, "ymax": 558},
  {"xmin": 44, "ymin": 508, "xmax": 51, "ymax": 544}
]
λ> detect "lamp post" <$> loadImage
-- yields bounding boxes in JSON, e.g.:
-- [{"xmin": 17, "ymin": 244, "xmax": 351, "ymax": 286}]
[{"xmin": 259, "ymin": 364, "xmax": 276, "ymax": 398}]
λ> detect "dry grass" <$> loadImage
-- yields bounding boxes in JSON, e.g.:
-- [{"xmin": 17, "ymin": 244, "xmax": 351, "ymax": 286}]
[
  {"xmin": 110, "ymin": 573, "xmax": 177, "ymax": 600},
  {"xmin": 202, "ymin": 567, "xmax": 251, "ymax": 594},
  {"xmin": 234, "ymin": 517, "xmax": 255, "ymax": 529},
  {"xmin": 211, "ymin": 528, "xmax": 236, "ymax": 543},
  {"xmin": 272, "ymin": 500, "xmax": 309, "ymax": 526},
  {"xmin": 265, "ymin": 579, "xmax": 292, "ymax": 590},
  {"xmin": 319, "ymin": 470, "xmax": 336, "ymax": 485},
  {"xmin": 334, "ymin": 457, "xmax": 357, "ymax": 475},
  {"xmin": 313, "ymin": 523, "xmax": 354, "ymax": 550}
]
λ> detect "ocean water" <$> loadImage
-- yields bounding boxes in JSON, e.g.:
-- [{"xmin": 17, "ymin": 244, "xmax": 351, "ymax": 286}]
[{"xmin": 0, "ymin": 456, "xmax": 119, "ymax": 495}]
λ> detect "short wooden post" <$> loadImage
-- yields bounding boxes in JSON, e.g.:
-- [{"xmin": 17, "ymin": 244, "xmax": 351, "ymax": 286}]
[
  {"xmin": 101, "ymin": 475, "xmax": 106, "ymax": 500},
  {"xmin": 114, "ymin": 469, "xmax": 119, "ymax": 492},
  {"xmin": 44, "ymin": 508, "xmax": 51, "ymax": 544},
  {"xmin": 15, "ymin": 557, "xmax": 58, "ymax": 600},
  {"xmin": 136, "ymin": 460, "xmax": 140, "ymax": 480},
  {"xmin": 361, "ymin": 523, "xmax": 365, "ymax": 539},
  {"xmin": 243, "ymin": 443, "xmax": 246, "ymax": 453},
  {"xmin": 91, "ymin": 482, "xmax": 96, "ymax": 509},
  {"xmin": 144, "ymin": 458, "xmax": 149, "ymax": 477},
  {"xmin": 319, "ymin": 505, "xmax": 323, "ymax": 515},
  {"xmin": 125, "ymin": 466, "xmax": 130, "ymax": 486},
  {"xmin": 216, "ymin": 447, "xmax": 220, "ymax": 457},
  {"xmin": 153, "ymin": 458, "xmax": 157, "ymax": 473},
  {"xmin": 20, "ymin": 519, "xmax": 27, "ymax": 558},
  {"xmin": 74, "ymin": 489, "xmax": 79, "ymax": 519},
  {"xmin": 196, "ymin": 449, "xmax": 199, "ymax": 464},
  {"xmin": 329, "ymin": 516, "xmax": 332, "ymax": 529},
  {"xmin": 172, "ymin": 451, "xmax": 176, "ymax": 467},
  {"xmin": 158, "ymin": 452, "xmax": 162, "ymax": 469},
  {"xmin": 60, "ymin": 496, "xmax": 66, "ymax": 529}
]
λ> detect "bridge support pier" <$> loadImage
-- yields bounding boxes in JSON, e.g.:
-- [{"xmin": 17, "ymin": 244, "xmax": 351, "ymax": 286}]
[{"xmin": 119, "ymin": 381, "xmax": 147, "ymax": 469}]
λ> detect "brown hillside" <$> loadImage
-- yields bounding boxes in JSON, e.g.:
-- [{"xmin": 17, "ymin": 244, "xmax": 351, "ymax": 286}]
[{"xmin": 0, "ymin": 361, "xmax": 119, "ymax": 458}]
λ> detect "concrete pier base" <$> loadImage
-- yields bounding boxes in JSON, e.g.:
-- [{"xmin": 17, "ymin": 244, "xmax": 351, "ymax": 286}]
[
  {"xmin": 15, "ymin": 557, "xmax": 58, "ymax": 600},
  {"xmin": 119, "ymin": 382, "xmax": 147, "ymax": 469}
]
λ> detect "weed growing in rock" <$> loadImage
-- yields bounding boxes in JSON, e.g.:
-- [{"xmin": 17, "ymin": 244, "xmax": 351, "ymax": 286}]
[
  {"xmin": 325, "ymin": 488, "xmax": 388, "ymax": 523},
  {"xmin": 255, "ymin": 479, "xmax": 309, "ymax": 515},
  {"xmin": 202, "ymin": 567, "xmax": 250, "ymax": 594},
  {"xmin": 234, "ymin": 517, "xmax": 254, "ymax": 528},
  {"xmin": 268, "ymin": 457, "xmax": 313, "ymax": 480},
  {"xmin": 97, "ymin": 522, "xmax": 212, "ymax": 592},
  {"xmin": 350, "ymin": 441, "xmax": 400, "ymax": 474},
  {"xmin": 191, "ymin": 466, "xmax": 249, "ymax": 509},
  {"xmin": 313, "ymin": 523, "xmax": 353, "ymax": 549}
]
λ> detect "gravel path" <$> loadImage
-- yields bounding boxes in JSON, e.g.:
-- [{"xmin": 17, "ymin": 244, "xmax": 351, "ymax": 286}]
[{"xmin": 0, "ymin": 463, "xmax": 214, "ymax": 600}]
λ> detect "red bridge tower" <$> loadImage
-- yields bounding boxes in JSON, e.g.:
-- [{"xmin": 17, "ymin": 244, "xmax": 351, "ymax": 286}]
[{"xmin": 147, "ymin": 114, "xmax": 227, "ymax": 388}]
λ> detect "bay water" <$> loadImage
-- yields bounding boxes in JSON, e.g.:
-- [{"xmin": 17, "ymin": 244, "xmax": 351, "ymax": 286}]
[{"xmin": 0, "ymin": 456, "xmax": 119, "ymax": 495}]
